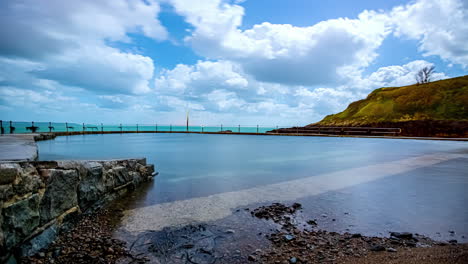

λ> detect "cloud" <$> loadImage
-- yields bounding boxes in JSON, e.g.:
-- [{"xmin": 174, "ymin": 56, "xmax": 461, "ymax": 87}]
[
  {"xmin": 390, "ymin": 0, "xmax": 468, "ymax": 67},
  {"xmin": 170, "ymin": 0, "xmax": 391, "ymax": 86},
  {"xmin": 0, "ymin": 0, "xmax": 166, "ymax": 94},
  {"xmin": 155, "ymin": 60, "xmax": 249, "ymax": 96}
]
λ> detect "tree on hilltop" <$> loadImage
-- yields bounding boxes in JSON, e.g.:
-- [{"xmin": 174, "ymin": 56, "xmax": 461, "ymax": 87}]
[{"xmin": 415, "ymin": 65, "xmax": 435, "ymax": 84}]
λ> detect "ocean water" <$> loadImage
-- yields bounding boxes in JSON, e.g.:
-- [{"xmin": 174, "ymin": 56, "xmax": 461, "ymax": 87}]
[{"xmin": 37, "ymin": 133, "xmax": 468, "ymax": 243}]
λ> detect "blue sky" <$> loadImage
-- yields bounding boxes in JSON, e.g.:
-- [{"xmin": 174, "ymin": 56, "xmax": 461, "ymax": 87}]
[{"xmin": 0, "ymin": 0, "xmax": 467, "ymax": 126}]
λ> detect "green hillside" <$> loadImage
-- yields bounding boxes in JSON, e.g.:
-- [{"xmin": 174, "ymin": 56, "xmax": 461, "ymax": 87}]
[{"xmin": 315, "ymin": 75, "xmax": 468, "ymax": 126}]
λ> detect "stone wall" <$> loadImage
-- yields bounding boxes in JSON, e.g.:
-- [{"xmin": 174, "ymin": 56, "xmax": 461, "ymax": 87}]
[{"xmin": 0, "ymin": 158, "xmax": 155, "ymax": 263}]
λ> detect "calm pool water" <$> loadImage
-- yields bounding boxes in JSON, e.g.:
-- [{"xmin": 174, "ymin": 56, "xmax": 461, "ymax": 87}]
[{"xmin": 37, "ymin": 134, "xmax": 468, "ymax": 243}]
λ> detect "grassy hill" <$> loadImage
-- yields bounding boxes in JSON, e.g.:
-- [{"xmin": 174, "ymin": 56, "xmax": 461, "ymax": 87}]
[
  {"xmin": 315, "ymin": 75, "xmax": 468, "ymax": 126},
  {"xmin": 294, "ymin": 75, "xmax": 468, "ymax": 137}
]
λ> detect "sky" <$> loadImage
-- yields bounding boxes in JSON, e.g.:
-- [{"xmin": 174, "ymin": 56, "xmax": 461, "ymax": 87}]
[{"xmin": 0, "ymin": 0, "xmax": 467, "ymax": 126}]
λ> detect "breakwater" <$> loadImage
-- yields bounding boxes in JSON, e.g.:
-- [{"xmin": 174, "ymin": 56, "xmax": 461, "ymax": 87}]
[{"xmin": 0, "ymin": 134, "xmax": 156, "ymax": 263}]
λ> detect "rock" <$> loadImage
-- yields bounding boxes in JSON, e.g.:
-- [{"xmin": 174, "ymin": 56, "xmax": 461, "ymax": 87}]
[
  {"xmin": 20, "ymin": 224, "xmax": 58, "ymax": 256},
  {"xmin": 289, "ymin": 257, "xmax": 297, "ymax": 263},
  {"xmin": 351, "ymin": 233, "xmax": 362, "ymax": 238},
  {"xmin": 225, "ymin": 229, "xmax": 235, "ymax": 234},
  {"xmin": 0, "ymin": 184, "xmax": 14, "ymax": 201},
  {"xmin": 390, "ymin": 232, "xmax": 413, "ymax": 239},
  {"xmin": 0, "ymin": 163, "xmax": 19, "ymax": 185},
  {"xmin": 387, "ymin": 247, "xmax": 397, "ymax": 252},
  {"xmin": 13, "ymin": 164, "xmax": 43, "ymax": 196},
  {"xmin": 77, "ymin": 162, "xmax": 106, "ymax": 210},
  {"xmin": 370, "ymin": 245, "xmax": 385, "ymax": 252},
  {"xmin": 40, "ymin": 169, "xmax": 80, "ymax": 224},
  {"xmin": 248, "ymin": 255, "xmax": 256, "ymax": 261},
  {"xmin": 284, "ymin": 234, "xmax": 295, "ymax": 241},
  {"xmin": 448, "ymin": 239, "xmax": 458, "ymax": 244},
  {"xmin": 2, "ymin": 193, "xmax": 40, "ymax": 249}
]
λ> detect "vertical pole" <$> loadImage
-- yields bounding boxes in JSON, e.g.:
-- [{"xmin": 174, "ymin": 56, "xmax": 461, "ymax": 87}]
[
  {"xmin": 82, "ymin": 123, "xmax": 85, "ymax": 132},
  {"xmin": 221, "ymin": 124, "xmax": 223, "ymax": 131},
  {"xmin": 257, "ymin": 125, "xmax": 259, "ymax": 134},
  {"xmin": 101, "ymin": 123, "xmax": 103, "ymax": 133},
  {"xmin": 49, "ymin": 122, "xmax": 51, "ymax": 133},
  {"xmin": 202, "ymin": 126, "xmax": 204, "ymax": 133},
  {"xmin": 66, "ymin": 122, "xmax": 68, "ymax": 133},
  {"xmin": 137, "ymin": 124, "xmax": 139, "ymax": 133},
  {"xmin": 120, "ymin": 124, "xmax": 122, "ymax": 133},
  {"xmin": 238, "ymin": 125, "xmax": 240, "ymax": 133},
  {"xmin": 9, "ymin": 121, "xmax": 13, "ymax": 134},
  {"xmin": 170, "ymin": 124, "xmax": 172, "ymax": 133},
  {"xmin": 0, "ymin": 120, "xmax": 3, "ymax": 134}
]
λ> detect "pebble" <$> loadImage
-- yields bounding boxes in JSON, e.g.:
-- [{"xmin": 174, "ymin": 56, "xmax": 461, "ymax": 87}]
[
  {"xmin": 387, "ymin": 247, "xmax": 397, "ymax": 252},
  {"xmin": 289, "ymin": 257, "xmax": 297, "ymax": 263}
]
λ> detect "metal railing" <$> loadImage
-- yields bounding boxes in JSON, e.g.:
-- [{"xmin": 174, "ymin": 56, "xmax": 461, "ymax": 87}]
[
  {"xmin": 0, "ymin": 120, "xmax": 285, "ymax": 135},
  {"xmin": 270, "ymin": 126, "xmax": 401, "ymax": 136}
]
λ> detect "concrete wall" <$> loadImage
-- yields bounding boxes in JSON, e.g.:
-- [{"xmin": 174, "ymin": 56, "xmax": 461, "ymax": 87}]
[{"xmin": 0, "ymin": 158, "xmax": 155, "ymax": 263}]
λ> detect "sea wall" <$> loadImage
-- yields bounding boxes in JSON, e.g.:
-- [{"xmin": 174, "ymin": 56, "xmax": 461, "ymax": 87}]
[{"xmin": 0, "ymin": 158, "xmax": 155, "ymax": 263}]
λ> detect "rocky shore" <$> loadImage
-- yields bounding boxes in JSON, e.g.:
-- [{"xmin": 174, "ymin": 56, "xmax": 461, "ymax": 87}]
[{"xmin": 249, "ymin": 203, "xmax": 468, "ymax": 264}]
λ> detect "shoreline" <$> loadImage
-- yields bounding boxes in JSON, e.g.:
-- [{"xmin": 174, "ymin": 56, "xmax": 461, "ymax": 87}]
[{"xmin": 23, "ymin": 201, "xmax": 468, "ymax": 263}]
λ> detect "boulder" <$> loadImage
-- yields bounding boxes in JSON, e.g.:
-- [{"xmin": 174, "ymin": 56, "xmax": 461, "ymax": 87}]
[
  {"xmin": 39, "ymin": 169, "xmax": 79, "ymax": 224},
  {"xmin": 77, "ymin": 162, "xmax": 106, "ymax": 211},
  {"xmin": 13, "ymin": 164, "xmax": 42, "ymax": 196},
  {"xmin": 0, "ymin": 163, "xmax": 19, "ymax": 185},
  {"xmin": 2, "ymin": 193, "xmax": 40, "ymax": 249},
  {"xmin": 0, "ymin": 184, "xmax": 14, "ymax": 201}
]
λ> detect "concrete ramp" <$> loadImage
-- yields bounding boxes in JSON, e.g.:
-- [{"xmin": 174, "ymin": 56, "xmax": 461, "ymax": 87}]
[{"xmin": 0, "ymin": 134, "xmax": 38, "ymax": 161}]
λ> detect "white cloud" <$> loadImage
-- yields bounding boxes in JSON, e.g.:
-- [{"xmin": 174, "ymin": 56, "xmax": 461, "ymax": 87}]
[
  {"xmin": 170, "ymin": 0, "xmax": 391, "ymax": 86},
  {"xmin": 0, "ymin": 0, "xmax": 165, "ymax": 94},
  {"xmin": 155, "ymin": 60, "xmax": 249, "ymax": 96},
  {"xmin": 390, "ymin": 0, "xmax": 468, "ymax": 67}
]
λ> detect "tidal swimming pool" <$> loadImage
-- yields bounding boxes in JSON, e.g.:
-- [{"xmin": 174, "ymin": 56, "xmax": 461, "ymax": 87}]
[{"xmin": 37, "ymin": 133, "xmax": 468, "ymax": 244}]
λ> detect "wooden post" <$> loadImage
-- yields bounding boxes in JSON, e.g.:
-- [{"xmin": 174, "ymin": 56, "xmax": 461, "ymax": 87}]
[
  {"xmin": 82, "ymin": 123, "xmax": 85, "ymax": 132},
  {"xmin": 66, "ymin": 122, "xmax": 68, "ymax": 133},
  {"xmin": 101, "ymin": 123, "xmax": 103, "ymax": 133},
  {"xmin": 136, "ymin": 124, "xmax": 139, "ymax": 133},
  {"xmin": 0, "ymin": 120, "xmax": 3, "ymax": 134},
  {"xmin": 120, "ymin": 124, "xmax": 122, "ymax": 133}
]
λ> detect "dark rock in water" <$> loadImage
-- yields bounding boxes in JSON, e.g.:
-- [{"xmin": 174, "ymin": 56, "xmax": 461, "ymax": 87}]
[
  {"xmin": 370, "ymin": 245, "xmax": 385, "ymax": 251},
  {"xmin": 307, "ymin": 220, "xmax": 317, "ymax": 226},
  {"xmin": 390, "ymin": 232, "xmax": 413, "ymax": 239},
  {"xmin": 448, "ymin": 239, "xmax": 458, "ymax": 244},
  {"xmin": 291, "ymin": 203, "xmax": 302, "ymax": 210}
]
